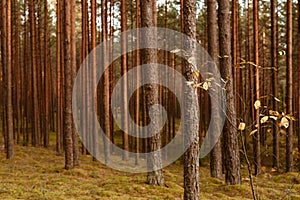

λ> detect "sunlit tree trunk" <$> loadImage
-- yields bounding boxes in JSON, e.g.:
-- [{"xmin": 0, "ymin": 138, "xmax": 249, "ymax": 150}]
[
  {"xmin": 183, "ymin": 0, "xmax": 200, "ymax": 198},
  {"xmin": 141, "ymin": 0, "xmax": 164, "ymax": 186}
]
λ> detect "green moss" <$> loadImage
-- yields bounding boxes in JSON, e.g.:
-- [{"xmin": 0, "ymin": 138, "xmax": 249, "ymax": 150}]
[{"xmin": 0, "ymin": 144, "xmax": 300, "ymax": 199}]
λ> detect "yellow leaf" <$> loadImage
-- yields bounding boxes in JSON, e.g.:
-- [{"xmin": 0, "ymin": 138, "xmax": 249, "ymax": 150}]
[
  {"xmin": 238, "ymin": 122, "xmax": 246, "ymax": 131},
  {"xmin": 260, "ymin": 116, "xmax": 269, "ymax": 124},
  {"xmin": 286, "ymin": 114, "xmax": 296, "ymax": 121},
  {"xmin": 254, "ymin": 100, "xmax": 261, "ymax": 110},
  {"xmin": 269, "ymin": 110, "xmax": 280, "ymax": 116},
  {"xmin": 193, "ymin": 71, "xmax": 200, "ymax": 79}
]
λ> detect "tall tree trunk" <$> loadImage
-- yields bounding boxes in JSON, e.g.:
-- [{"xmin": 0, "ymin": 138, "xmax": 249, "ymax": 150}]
[
  {"xmin": 56, "ymin": 0, "xmax": 62, "ymax": 154},
  {"xmin": 207, "ymin": 0, "xmax": 222, "ymax": 180},
  {"xmin": 81, "ymin": 0, "xmax": 88, "ymax": 155},
  {"xmin": 141, "ymin": 0, "xmax": 164, "ymax": 186},
  {"xmin": 271, "ymin": 0, "xmax": 279, "ymax": 170},
  {"xmin": 218, "ymin": 0, "xmax": 241, "ymax": 185},
  {"xmin": 286, "ymin": 0, "xmax": 293, "ymax": 173},
  {"xmin": 135, "ymin": 0, "xmax": 141, "ymax": 165},
  {"xmin": 101, "ymin": 0, "xmax": 111, "ymax": 165},
  {"xmin": 29, "ymin": 0, "xmax": 41, "ymax": 147},
  {"xmin": 63, "ymin": 0, "xmax": 74, "ymax": 170},
  {"xmin": 44, "ymin": 0, "xmax": 50, "ymax": 148},
  {"xmin": 183, "ymin": 0, "xmax": 200, "ymax": 199},
  {"xmin": 3, "ymin": 0, "xmax": 14, "ymax": 159},
  {"xmin": 121, "ymin": 0, "xmax": 129, "ymax": 160},
  {"xmin": 253, "ymin": 0, "xmax": 261, "ymax": 175},
  {"xmin": 91, "ymin": 0, "xmax": 98, "ymax": 161},
  {"xmin": 298, "ymin": 0, "xmax": 300, "ymax": 170},
  {"xmin": 71, "ymin": 0, "xmax": 79, "ymax": 166}
]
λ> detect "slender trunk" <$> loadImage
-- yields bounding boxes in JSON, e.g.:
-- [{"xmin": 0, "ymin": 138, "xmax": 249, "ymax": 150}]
[
  {"xmin": 29, "ymin": 0, "xmax": 41, "ymax": 147},
  {"xmin": 286, "ymin": 0, "xmax": 293, "ymax": 173},
  {"xmin": 253, "ymin": 0, "xmax": 261, "ymax": 175},
  {"xmin": 298, "ymin": 0, "xmax": 300, "ymax": 170},
  {"xmin": 271, "ymin": 0, "xmax": 279, "ymax": 170},
  {"xmin": 63, "ymin": 0, "xmax": 74, "ymax": 170},
  {"xmin": 207, "ymin": 0, "xmax": 222, "ymax": 180},
  {"xmin": 121, "ymin": 0, "xmax": 129, "ymax": 160},
  {"xmin": 56, "ymin": 0, "xmax": 62, "ymax": 154},
  {"xmin": 71, "ymin": 0, "xmax": 79, "ymax": 166}
]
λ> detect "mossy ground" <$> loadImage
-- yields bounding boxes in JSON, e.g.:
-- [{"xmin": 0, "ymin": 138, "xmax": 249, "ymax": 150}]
[{"xmin": 0, "ymin": 134, "xmax": 300, "ymax": 199}]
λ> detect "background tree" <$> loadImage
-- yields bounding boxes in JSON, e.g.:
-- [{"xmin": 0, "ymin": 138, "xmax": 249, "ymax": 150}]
[
  {"xmin": 253, "ymin": 0, "xmax": 261, "ymax": 175},
  {"xmin": 207, "ymin": 0, "xmax": 222, "ymax": 180},
  {"xmin": 286, "ymin": 0, "xmax": 293, "ymax": 173}
]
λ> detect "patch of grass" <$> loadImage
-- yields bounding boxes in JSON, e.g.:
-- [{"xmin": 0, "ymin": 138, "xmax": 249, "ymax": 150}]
[{"xmin": 0, "ymin": 144, "xmax": 300, "ymax": 199}]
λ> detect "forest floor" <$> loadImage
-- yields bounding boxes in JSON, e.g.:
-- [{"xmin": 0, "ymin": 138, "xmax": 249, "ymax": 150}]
[{"xmin": 1, "ymin": 137, "xmax": 300, "ymax": 199}]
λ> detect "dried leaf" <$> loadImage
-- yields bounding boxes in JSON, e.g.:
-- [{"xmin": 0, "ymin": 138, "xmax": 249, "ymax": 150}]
[
  {"xmin": 260, "ymin": 116, "xmax": 269, "ymax": 124},
  {"xmin": 250, "ymin": 129, "xmax": 258, "ymax": 136},
  {"xmin": 280, "ymin": 117, "xmax": 289, "ymax": 128},
  {"xmin": 254, "ymin": 100, "xmax": 261, "ymax": 110},
  {"xmin": 285, "ymin": 114, "xmax": 296, "ymax": 121},
  {"xmin": 171, "ymin": 49, "xmax": 181, "ymax": 53},
  {"xmin": 188, "ymin": 57, "xmax": 195, "ymax": 64},
  {"xmin": 186, "ymin": 81, "xmax": 194, "ymax": 86},
  {"xmin": 269, "ymin": 110, "xmax": 280, "ymax": 116},
  {"xmin": 238, "ymin": 122, "xmax": 246, "ymax": 131},
  {"xmin": 274, "ymin": 97, "xmax": 281, "ymax": 102},
  {"xmin": 193, "ymin": 71, "xmax": 200, "ymax": 79},
  {"xmin": 279, "ymin": 50, "xmax": 286, "ymax": 56},
  {"xmin": 269, "ymin": 116, "xmax": 278, "ymax": 121},
  {"xmin": 202, "ymin": 82, "xmax": 209, "ymax": 91}
]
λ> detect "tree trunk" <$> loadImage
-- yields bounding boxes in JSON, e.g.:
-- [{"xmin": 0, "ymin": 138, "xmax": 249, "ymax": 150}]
[
  {"xmin": 218, "ymin": 0, "xmax": 241, "ymax": 185},
  {"xmin": 207, "ymin": 0, "xmax": 222, "ymax": 180},
  {"xmin": 141, "ymin": 0, "xmax": 164, "ymax": 186},
  {"xmin": 271, "ymin": 0, "xmax": 279, "ymax": 170},
  {"xmin": 29, "ymin": 0, "xmax": 41, "ymax": 147},
  {"xmin": 253, "ymin": 0, "xmax": 261, "ymax": 175},
  {"xmin": 2, "ymin": 0, "xmax": 14, "ymax": 159},
  {"xmin": 298, "ymin": 0, "xmax": 300, "ymax": 170},
  {"xmin": 63, "ymin": 0, "xmax": 74, "ymax": 170},
  {"xmin": 286, "ymin": 0, "xmax": 293, "ymax": 173},
  {"xmin": 71, "ymin": 0, "xmax": 79, "ymax": 166},
  {"xmin": 56, "ymin": 0, "xmax": 62, "ymax": 154},
  {"xmin": 183, "ymin": 0, "xmax": 200, "ymax": 199},
  {"xmin": 121, "ymin": 0, "xmax": 129, "ymax": 161}
]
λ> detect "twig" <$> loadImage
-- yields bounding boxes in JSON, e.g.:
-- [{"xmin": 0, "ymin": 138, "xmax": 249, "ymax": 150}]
[{"xmin": 240, "ymin": 130, "xmax": 257, "ymax": 200}]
